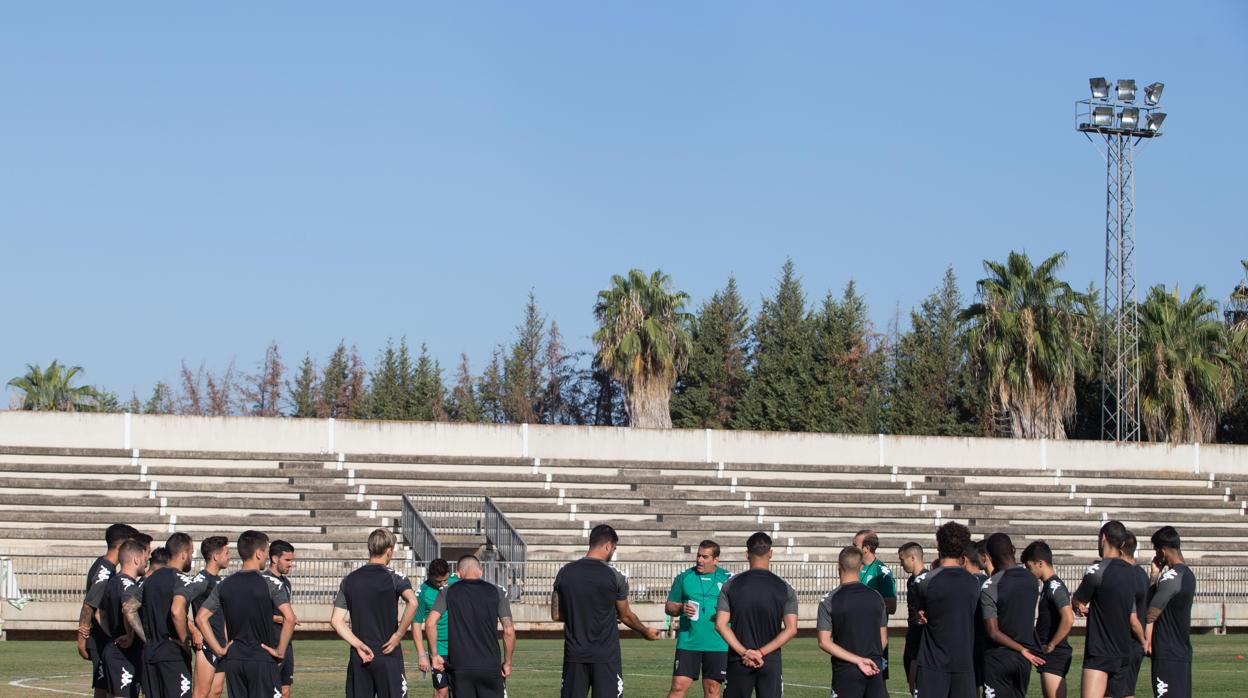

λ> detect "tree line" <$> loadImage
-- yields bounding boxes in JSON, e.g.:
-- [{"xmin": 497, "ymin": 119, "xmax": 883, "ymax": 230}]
[{"xmin": 10, "ymin": 252, "xmax": 1248, "ymax": 444}]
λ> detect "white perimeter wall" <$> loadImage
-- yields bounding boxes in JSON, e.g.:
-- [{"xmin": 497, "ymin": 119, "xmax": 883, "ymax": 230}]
[{"xmin": 0, "ymin": 411, "xmax": 1244, "ymax": 475}]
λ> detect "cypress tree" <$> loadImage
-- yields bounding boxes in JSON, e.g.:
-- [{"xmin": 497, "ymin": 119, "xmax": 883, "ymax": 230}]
[
  {"xmin": 810, "ymin": 280, "xmax": 886, "ymax": 433},
  {"xmin": 886, "ymin": 268, "xmax": 979, "ymax": 435},
  {"xmin": 672, "ymin": 276, "xmax": 751, "ymax": 429},
  {"xmin": 503, "ymin": 291, "xmax": 545, "ymax": 423},
  {"xmin": 449, "ymin": 353, "xmax": 483, "ymax": 422},
  {"xmin": 734, "ymin": 260, "xmax": 816, "ymax": 431},
  {"xmin": 286, "ymin": 356, "xmax": 319, "ymax": 417}
]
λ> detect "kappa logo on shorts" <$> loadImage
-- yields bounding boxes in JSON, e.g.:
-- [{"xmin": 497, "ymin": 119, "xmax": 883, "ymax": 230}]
[
  {"xmin": 97, "ymin": 664, "xmax": 105, "ymax": 680},
  {"xmin": 119, "ymin": 667, "xmax": 133, "ymax": 689},
  {"xmin": 616, "ymin": 673, "xmax": 623, "ymax": 697},
  {"xmin": 272, "ymin": 689, "xmax": 281, "ymax": 698},
  {"xmin": 401, "ymin": 676, "xmax": 408, "ymax": 697},
  {"xmin": 831, "ymin": 691, "xmax": 838, "ymax": 698},
  {"xmin": 985, "ymin": 687, "xmax": 997, "ymax": 698},
  {"xmin": 1155, "ymin": 676, "xmax": 1169, "ymax": 696},
  {"xmin": 179, "ymin": 673, "xmax": 191, "ymax": 696}
]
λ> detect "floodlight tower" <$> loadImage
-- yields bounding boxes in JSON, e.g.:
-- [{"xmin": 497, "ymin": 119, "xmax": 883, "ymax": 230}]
[{"xmin": 1077, "ymin": 78, "xmax": 1166, "ymax": 442}]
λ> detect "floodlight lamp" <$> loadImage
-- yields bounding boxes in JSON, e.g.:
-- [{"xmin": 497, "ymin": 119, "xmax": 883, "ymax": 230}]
[
  {"xmin": 1116, "ymin": 79, "xmax": 1136, "ymax": 102},
  {"xmin": 1120, "ymin": 107, "xmax": 1140, "ymax": 130},
  {"xmin": 1145, "ymin": 112, "xmax": 1166, "ymax": 132},
  {"xmin": 1089, "ymin": 77, "xmax": 1110, "ymax": 99},
  {"xmin": 1145, "ymin": 82, "xmax": 1164, "ymax": 106},
  {"xmin": 1092, "ymin": 106, "xmax": 1114, "ymax": 127}
]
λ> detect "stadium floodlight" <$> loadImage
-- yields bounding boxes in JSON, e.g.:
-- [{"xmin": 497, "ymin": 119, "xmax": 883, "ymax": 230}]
[
  {"xmin": 1120, "ymin": 107, "xmax": 1140, "ymax": 130},
  {"xmin": 1092, "ymin": 106, "xmax": 1114, "ymax": 127},
  {"xmin": 1116, "ymin": 79, "xmax": 1137, "ymax": 102},
  {"xmin": 1090, "ymin": 77, "xmax": 1110, "ymax": 99},
  {"xmin": 1145, "ymin": 112, "xmax": 1167, "ymax": 132},
  {"xmin": 1145, "ymin": 82, "xmax": 1164, "ymax": 106}
]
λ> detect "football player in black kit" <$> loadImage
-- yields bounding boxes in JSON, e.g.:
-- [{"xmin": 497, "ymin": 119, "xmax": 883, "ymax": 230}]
[
  {"xmin": 551, "ymin": 524, "xmax": 661, "ymax": 698},
  {"xmin": 714, "ymin": 532, "xmax": 799, "ymax": 698},
  {"xmin": 912, "ymin": 521, "xmax": 980, "ymax": 698},
  {"xmin": 979, "ymin": 533, "xmax": 1044, "ymax": 698},
  {"xmin": 1113, "ymin": 532, "xmax": 1150, "ymax": 698},
  {"xmin": 1022, "ymin": 541, "xmax": 1075, "ymax": 698},
  {"xmin": 1145, "ymin": 526, "xmax": 1195, "ymax": 698},
  {"xmin": 172, "ymin": 536, "xmax": 230, "ymax": 698},
  {"xmin": 1072, "ymin": 520, "xmax": 1145, "ymax": 698},
  {"xmin": 265, "ymin": 540, "xmax": 298, "ymax": 698},
  {"xmin": 816, "ymin": 546, "xmax": 886, "ymax": 698},
  {"xmin": 897, "ymin": 541, "xmax": 926, "ymax": 696},
  {"xmin": 81, "ymin": 539, "xmax": 147, "ymax": 698},
  {"xmin": 330, "ymin": 528, "xmax": 419, "ymax": 698},
  {"xmin": 961, "ymin": 540, "xmax": 989, "ymax": 691},
  {"xmin": 195, "ymin": 530, "xmax": 296, "ymax": 698},
  {"xmin": 121, "ymin": 532, "xmax": 195, "ymax": 698},
  {"xmin": 80, "ymin": 524, "xmax": 139, "ymax": 698},
  {"xmin": 426, "ymin": 555, "xmax": 516, "ymax": 698}
]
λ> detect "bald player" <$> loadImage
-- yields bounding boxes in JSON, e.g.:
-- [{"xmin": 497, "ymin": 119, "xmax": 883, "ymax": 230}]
[{"xmin": 427, "ymin": 555, "xmax": 515, "ymax": 698}]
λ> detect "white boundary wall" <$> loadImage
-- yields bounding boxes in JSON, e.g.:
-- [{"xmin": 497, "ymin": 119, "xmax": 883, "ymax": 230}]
[{"xmin": 1, "ymin": 412, "xmax": 1245, "ymax": 474}]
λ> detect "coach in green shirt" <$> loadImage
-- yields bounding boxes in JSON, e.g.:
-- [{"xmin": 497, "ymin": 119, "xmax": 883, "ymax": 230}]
[
  {"xmin": 413, "ymin": 558, "xmax": 459, "ymax": 697},
  {"xmin": 666, "ymin": 539, "xmax": 731, "ymax": 697},
  {"xmin": 854, "ymin": 529, "xmax": 897, "ymax": 683}
]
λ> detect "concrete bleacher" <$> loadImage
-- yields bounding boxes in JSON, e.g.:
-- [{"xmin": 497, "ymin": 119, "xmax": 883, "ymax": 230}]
[{"xmin": 1, "ymin": 413, "xmax": 1246, "ymax": 633}]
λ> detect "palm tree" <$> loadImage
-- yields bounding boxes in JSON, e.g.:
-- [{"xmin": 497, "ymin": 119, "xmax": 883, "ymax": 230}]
[
  {"xmin": 961, "ymin": 251, "xmax": 1093, "ymax": 439},
  {"xmin": 593, "ymin": 269, "xmax": 693, "ymax": 428},
  {"xmin": 8, "ymin": 361, "xmax": 99, "ymax": 411},
  {"xmin": 1138, "ymin": 285, "xmax": 1236, "ymax": 443}
]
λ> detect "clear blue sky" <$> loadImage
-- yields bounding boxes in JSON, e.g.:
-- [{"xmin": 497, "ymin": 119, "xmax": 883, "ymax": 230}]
[{"xmin": 3, "ymin": 2, "xmax": 1246, "ymax": 402}]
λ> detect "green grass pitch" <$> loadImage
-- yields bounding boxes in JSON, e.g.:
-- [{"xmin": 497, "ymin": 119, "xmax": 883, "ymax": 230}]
[{"xmin": 2, "ymin": 636, "xmax": 1245, "ymax": 697}]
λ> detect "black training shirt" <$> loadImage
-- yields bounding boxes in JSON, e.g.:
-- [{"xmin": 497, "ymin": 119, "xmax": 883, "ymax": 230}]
[
  {"xmin": 913, "ymin": 565, "xmax": 980, "ymax": 673},
  {"xmin": 979, "ymin": 566, "xmax": 1040, "ymax": 653},
  {"xmin": 1148, "ymin": 564, "xmax": 1195, "ymax": 661},
  {"xmin": 717, "ymin": 568, "xmax": 799, "ymax": 663},
  {"xmin": 176, "ymin": 569, "xmax": 226, "ymax": 646},
  {"xmin": 1130, "ymin": 564, "xmax": 1149, "ymax": 634},
  {"xmin": 553, "ymin": 557, "xmax": 629, "ymax": 663},
  {"xmin": 906, "ymin": 573, "xmax": 922, "ymax": 628},
  {"xmin": 203, "ymin": 569, "xmax": 291, "ymax": 663},
  {"xmin": 126, "ymin": 567, "xmax": 187, "ymax": 663},
  {"xmin": 85, "ymin": 557, "xmax": 116, "ymax": 647},
  {"xmin": 85, "ymin": 572, "xmax": 139, "ymax": 640},
  {"xmin": 432, "ymin": 578, "xmax": 513, "ymax": 672},
  {"xmin": 1073, "ymin": 557, "xmax": 1138, "ymax": 659},
  {"xmin": 816, "ymin": 582, "xmax": 886, "ymax": 670},
  {"xmin": 263, "ymin": 571, "xmax": 293, "ymax": 641},
  {"xmin": 332, "ymin": 563, "xmax": 414, "ymax": 650},
  {"xmin": 1036, "ymin": 574, "xmax": 1072, "ymax": 652}
]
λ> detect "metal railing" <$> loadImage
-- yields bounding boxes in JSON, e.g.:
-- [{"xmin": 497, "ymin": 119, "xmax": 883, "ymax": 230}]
[
  {"xmin": 11, "ymin": 556, "xmax": 1248, "ymax": 612},
  {"xmin": 401, "ymin": 493, "xmax": 527, "ymax": 563},
  {"xmin": 484, "ymin": 496, "xmax": 527, "ymax": 566},
  {"xmin": 400, "ymin": 496, "xmax": 440, "ymax": 564}
]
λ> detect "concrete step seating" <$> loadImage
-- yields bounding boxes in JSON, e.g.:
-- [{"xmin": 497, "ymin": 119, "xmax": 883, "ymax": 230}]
[{"xmin": 0, "ymin": 447, "xmax": 1245, "ymax": 567}]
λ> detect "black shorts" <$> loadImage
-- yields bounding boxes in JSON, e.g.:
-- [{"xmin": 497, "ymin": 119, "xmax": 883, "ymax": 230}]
[
  {"xmin": 1151, "ymin": 658, "xmax": 1192, "ymax": 698},
  {"xmin": 449, "ymin": 668, "xmax": 506, "ymax": 698},
  {"xmin": 200, "ymin": 647, "xmax": 222, "ymax": 672},
  {"xmin": 88, "ymin": 639, "xmax": 109, "ymax": 690},
  {"xmin": 431, "ymin": 665, "xmax": 450, "ymax": 690},
  {"xmin": 560, "ymin": 658, "xmax": 622, "ymax": 698},
  {"xmin": 903, "ymin": 626, "xmax": 923, "ymax": 677},
  {"xmin": 222, "ymin": 659, "xmax": 282, "ymax": 698},
  {"xmin": 144, "ymin": 656, "xmax": 193, "ymax": 698},
  {"xmin": 982, "ymin": 650, "xmax": 1031, "ymax": 698},
  {"xmin": 1108, "ymin": 645, "xmax": 1144, "ymax": 697},
  {"xmin": 832, "ymin": 662, "xmax": 887, "ymax": 698},
  {"xmin": 724, "ymin": 657, "xmax": 783, "ymax": 698},
  {"xmin": 915, "ymin": 667, "xmax": 976, "ymax": 698},
  {"xmin": 100, "ymin": 643, "xmax": 142, "ymax": 698},
  {"xmin": 880, "ymin": 643, "xmax": 890, "ymax": 682},
  {"xmin": 1084, "ymin": 654, "xmax": 1131, "ymax": 691},
  {"xmin": 673, "ymin": 649, "xmax": 727, "ymax": 683},
  {"xmin": 280, "ymin": 644, "xmax": 295, "ymax": 686},
  {"xmin": 346, "ymin": 651, "xmax": 407, "ymax": 698},
  {"xmin": 1037, "ymin": 646, "xmax": 1072, "ymax": 677}
]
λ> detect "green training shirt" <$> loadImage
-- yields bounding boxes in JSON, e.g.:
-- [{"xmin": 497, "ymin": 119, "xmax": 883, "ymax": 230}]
[
  {"xmin": 666, "ymin": 566, "xmax": 732, "ymax": 652},
  {"xmin": 860, "ymin": 558, "xmax": 897, "ymax": 600},
  {"xmin": 415, "ymin": 574, "xmax": 459, "ymax": 656}
]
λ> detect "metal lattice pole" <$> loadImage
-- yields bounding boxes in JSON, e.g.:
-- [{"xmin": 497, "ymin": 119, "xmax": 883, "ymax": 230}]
[{"xmin": 1101, "ymin": 133, "xmax": 1141, "ymax": 442}]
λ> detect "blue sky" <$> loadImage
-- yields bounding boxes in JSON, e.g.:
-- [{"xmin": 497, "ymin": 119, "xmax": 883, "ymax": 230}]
[{"xmin": 3, "ymin": 3, "xmax": 1246, "ymax": 402}]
